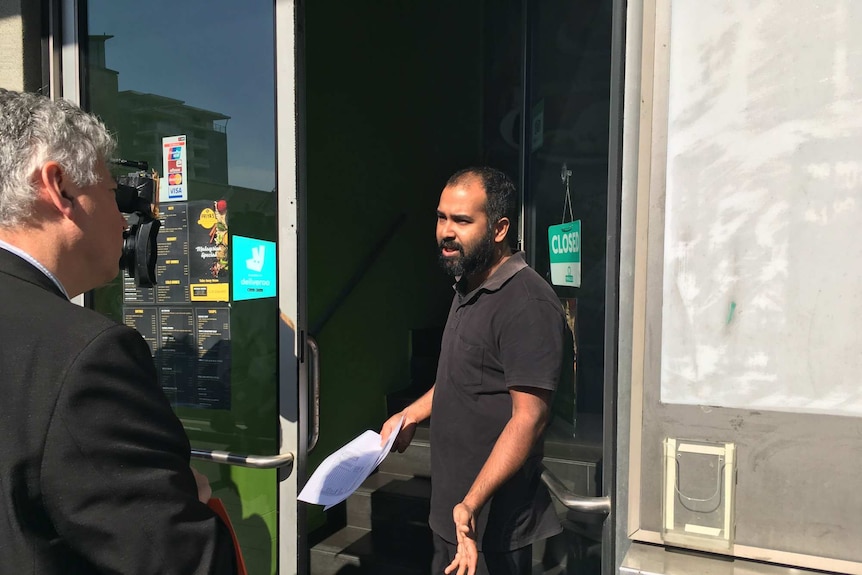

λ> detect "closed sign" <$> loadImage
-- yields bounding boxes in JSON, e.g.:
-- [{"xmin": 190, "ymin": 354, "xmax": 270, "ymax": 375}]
[{"xmin": 548, "ymin": 221, "xmax": 581, "ymax": 287}]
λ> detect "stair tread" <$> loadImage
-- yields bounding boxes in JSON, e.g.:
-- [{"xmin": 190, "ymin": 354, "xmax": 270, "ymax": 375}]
[
  {"xmin": 313, "ymin": 525, "xmax": 370, "ymax": 555},
  {"xmin": 312, "ymin": 525, "xmax": 432, "ymax": 564},
  {"xmin": 358, "ymin": 472, "xmax": 431, "ymax": 499},
  {"xmin": 355, "ymin": 470, "xmax": 411, "ymax": 493}
]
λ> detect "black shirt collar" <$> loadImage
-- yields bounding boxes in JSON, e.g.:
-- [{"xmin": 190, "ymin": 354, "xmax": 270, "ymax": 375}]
[{"xmin": 454, "ymin": 251, "xmax": 529, "ymax": 301}]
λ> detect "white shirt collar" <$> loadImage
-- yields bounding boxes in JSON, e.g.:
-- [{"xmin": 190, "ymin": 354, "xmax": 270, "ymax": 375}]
[{"xmin": 0, "ymin": 239, "xmax": 70, "ymax": 299}]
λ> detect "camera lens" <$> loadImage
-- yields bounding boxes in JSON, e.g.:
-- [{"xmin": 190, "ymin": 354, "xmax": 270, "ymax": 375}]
[{"xmin": 120, "ymin": 219, "xmax": 161, "ymax": 288}]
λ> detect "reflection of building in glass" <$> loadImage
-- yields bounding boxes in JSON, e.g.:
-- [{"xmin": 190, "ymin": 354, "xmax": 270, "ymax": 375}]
[
  {"xmin": 87, "ymin": 35, "xmax": 230, "ymax": 185},
  {"xmin": 116, "ymin": 91, "xmax": 229, "ymax": 184},
  {"xmin": 87, "ymin": 35, "xmax": 120, "ymax": 129}
]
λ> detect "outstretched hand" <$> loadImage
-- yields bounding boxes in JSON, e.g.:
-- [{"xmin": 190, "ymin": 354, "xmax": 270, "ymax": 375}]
[{"xmin": 444, "ymin": 502, "xmax": 478, "ymax": 575}]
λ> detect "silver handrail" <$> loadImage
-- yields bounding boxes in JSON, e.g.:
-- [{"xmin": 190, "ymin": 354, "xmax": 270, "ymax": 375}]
[
  {"xmin": 541, "ymin": 464, "xmax": 611, "ymax": 515},
  {"xmin": 307, "ymin": 335, "xmax": 320, "ymax": 453},
  {"xmin": 191, "ymin": 449, "xmax": 294, "ymax": 471}
]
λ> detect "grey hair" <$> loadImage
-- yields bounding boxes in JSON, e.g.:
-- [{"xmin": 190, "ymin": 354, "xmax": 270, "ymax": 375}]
[{"xmin": 0, "ymin": 88, "xmax": 115, "ymax": 227}]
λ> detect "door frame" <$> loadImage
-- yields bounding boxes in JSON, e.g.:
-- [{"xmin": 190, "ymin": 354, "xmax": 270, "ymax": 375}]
[
  {"xmin": 275, "ymin": 0, "xmax": 307, "ymax": 574},
  {"xmin": 604, "ymin": 0, "xmax": 629, "ymax": 572}
]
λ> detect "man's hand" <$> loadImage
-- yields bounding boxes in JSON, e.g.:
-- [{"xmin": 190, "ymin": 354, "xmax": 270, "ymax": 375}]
[
  {"xmin": 380, "ymin": 386, "xmax": 434, "ymax": 453},
  {"xmin": 380, "ymin": 411, "xmax": 416, "ymax": 453},
  {"xmin": 444, "ymin": 502, "xmax": 478, "ymax": 575},
  {"xmin": 190, "ymin": 467, "xmax": 212, "ymax": 503}
]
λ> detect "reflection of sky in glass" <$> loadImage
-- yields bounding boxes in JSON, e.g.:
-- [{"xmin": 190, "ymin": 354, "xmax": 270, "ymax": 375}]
[{"xmin": 89, "ymin": 0, "xmax": 275, "ymax": 191}]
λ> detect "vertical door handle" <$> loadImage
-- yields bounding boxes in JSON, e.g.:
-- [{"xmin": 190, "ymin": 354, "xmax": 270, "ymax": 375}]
[{"xmin": 307, "ymin": 335, "xmax": 320, "ymax": 453}]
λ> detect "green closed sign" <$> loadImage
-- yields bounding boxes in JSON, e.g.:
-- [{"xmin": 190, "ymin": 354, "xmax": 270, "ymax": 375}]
[{"xmin": 548, "ymin": 221, "xmax": 581, "ymax": 287}]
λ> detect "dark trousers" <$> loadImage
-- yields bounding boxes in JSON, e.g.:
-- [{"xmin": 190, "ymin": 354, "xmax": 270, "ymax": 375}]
[{"xmin": 431, "ymin": 532, "xmax": 532, "ymax": 575}]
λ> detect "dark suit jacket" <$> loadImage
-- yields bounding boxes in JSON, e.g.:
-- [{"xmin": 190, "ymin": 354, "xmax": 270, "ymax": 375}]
[{"xmin": 0, "ymin": 248, "xmax": 236, "ymax": 574}]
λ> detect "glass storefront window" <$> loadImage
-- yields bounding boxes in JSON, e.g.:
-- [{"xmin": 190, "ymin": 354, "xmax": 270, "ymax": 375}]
[{"xmin": 84, "ymin": 2, "xmax": 279, "ymax": 572}]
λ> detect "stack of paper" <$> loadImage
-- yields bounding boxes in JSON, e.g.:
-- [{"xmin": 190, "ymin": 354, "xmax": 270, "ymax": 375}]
[{"xmin": 298, "ymin": 416, "xmax": 403, "ymax": 509}]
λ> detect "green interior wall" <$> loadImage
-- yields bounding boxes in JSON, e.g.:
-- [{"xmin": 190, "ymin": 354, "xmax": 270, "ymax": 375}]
[{"xmin": 304, "ymin": 0, "xmax": 484, "ymax": 530}]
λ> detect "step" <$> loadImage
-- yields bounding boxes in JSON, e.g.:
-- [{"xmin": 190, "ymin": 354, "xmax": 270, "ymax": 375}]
[
  {"xmin": 532, "ymin": 529, "xmax": 602, "ymax": 574},
  {"xmin": 310, "ymin": 520, "xmax": 590, "ymax": 575},
  {"xmin": 377, "ymin": 435, "xmax": 431, "ymax": 478},
  {"xmin": 315, "ymin": 415, "xmax": 604, "ymax": 575},
  {"xmin": 310, "ymin": 524, "xmax": 432, "ymax": 575},
  {"xmin": 310, "ymin": 525, "xmax": 364, "ymax": 574},
  {"xmin": 347, "ymin": 471, "xmax": 431, "ymax": 530}
]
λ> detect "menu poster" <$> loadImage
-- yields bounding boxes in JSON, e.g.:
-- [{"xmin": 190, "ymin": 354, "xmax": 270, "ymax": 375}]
[
  {"xmin": 124, "ymin": 307, "xmax": 158, "ymax": 355},
  {"xmin": 148, "ymin": 306, "xmax": 232, "ymax": 410},
  {"xmin": 122, "ymin": 203, "xmax": 190, "ymax": 305},
  {"xmin": 194, "ymin": 307, "xmax": 232, "ymax": 409},
  {"xmin": 120, "ymin": 199, "xmax": 233, "ymax": 410},
  {"xmin": 156, "ymin": 307, "xmax": 197, "ymax": 406},
  {"xmin": 123, "ymin": 200, "xmax": 230, "ymax": 305},
  {"xmin": 155, "ymin": 204, "xmax": 191, "ymax": 304},
  {"xmin": 188, "ymin": 200, "xmax": 230, "ymax": 302},
  {"xmin": 123, "ymin": 277, "xmax": 154, "ymax": 304}
]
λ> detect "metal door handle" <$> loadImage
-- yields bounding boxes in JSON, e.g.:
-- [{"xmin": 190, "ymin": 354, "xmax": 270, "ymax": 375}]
[
  {"xmin": 307, "ymin": 335, "xmax": 320, "ymax": 453},
  {"xmin": 191, "ymin": 337, "xmax": 319, "ymax": 468},
  {"xmin": 191, "ymin": 449, "xmax": 295, "ymax": 472},
  {"xmin": 541, "ymin": 464, "xmax": 610, "ymax": 515}
]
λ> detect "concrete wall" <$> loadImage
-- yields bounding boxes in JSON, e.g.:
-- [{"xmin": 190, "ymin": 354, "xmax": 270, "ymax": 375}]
[{"xmin": 0, "ymin": 0, "xmax": 42, "ymax": 92}]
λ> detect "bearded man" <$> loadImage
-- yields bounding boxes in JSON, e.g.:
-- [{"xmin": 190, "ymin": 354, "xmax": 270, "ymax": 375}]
[{"xmin": 382, "ymin": 167, "xmax": 565, "ymax": 575}]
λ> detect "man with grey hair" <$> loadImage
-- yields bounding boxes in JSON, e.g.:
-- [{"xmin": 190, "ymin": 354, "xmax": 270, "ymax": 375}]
[{"xmin": 0, "ymin": 89, "xmax": 237, "ymax": 574}]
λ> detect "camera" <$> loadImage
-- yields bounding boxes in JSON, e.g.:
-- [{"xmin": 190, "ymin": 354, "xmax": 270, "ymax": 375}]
[{"xmin": 113, "ymin": 159, "xmax": 161, "ymax": 288}]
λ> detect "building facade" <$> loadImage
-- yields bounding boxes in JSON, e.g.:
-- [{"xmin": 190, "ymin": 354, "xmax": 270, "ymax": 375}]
[{"xmin": 2, "ymin": 1, "xmax": 860, "ymax": 574}]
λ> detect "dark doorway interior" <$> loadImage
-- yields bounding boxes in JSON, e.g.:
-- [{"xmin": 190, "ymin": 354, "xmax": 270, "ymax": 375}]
[{"xmin": 304, "ymin": 1, "xmax": 612, "ymax": 573}]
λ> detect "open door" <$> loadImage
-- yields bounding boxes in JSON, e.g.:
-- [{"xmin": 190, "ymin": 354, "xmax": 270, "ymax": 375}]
[{"xmin": 69, "ymin": 0, "xmax": 308, "ymax": 573}]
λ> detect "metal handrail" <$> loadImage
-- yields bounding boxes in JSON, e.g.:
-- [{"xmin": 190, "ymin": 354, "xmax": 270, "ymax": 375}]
[
  {"xmin": 191, "ymin": 449, "xmax": 294, "ymax": 471},
  {"xmin": 541, "ymin": 464, "xmax": 611, "ymax": 515}
]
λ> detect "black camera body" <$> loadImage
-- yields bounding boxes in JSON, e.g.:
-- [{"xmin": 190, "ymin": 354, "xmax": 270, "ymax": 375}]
[{"xmin": 113, "ymin": 159, "xmax": 160, "ymax": 288}]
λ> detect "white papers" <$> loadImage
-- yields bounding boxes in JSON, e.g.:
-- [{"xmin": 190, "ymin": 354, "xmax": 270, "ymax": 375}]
[{"xmin": 298, "ymin": 416, "xmax": 403, "ymax": 509}]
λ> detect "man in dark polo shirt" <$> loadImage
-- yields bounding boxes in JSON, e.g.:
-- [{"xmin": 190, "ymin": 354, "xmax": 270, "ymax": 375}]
[{"xmin": 381, "ymin": 166, "xmax": 565, "ymax": 575}]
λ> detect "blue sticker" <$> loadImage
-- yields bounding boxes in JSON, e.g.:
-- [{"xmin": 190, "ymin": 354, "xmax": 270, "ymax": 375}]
[{"xmin": 232, "ymin": 235, "xmax": 276, "ymax": 301}]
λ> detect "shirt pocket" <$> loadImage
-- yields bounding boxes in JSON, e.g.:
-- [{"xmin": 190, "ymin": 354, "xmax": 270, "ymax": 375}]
[{"xmin": 450, "ymin": 332, "xmax": 485, "ymax": 389}]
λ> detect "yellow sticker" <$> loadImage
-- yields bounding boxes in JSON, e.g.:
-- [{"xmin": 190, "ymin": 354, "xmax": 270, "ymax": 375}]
[
  {"xmin": 197, "ymin": 208, "xmax": 217, "ymax": 229},
  {"xmin": 190, "ymin": 282, "xmax": 230, "ymax": 302}
]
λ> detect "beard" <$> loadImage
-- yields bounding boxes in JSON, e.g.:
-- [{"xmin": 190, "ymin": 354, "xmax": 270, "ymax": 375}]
[{"xmin": 438, "ymin": 228, "xmax": 497, "ymax": 278}]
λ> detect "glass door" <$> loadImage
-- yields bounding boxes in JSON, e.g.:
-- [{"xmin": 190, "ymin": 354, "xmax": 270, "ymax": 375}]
[
  {"xmin": 75, "ymin": 1, "xmax": 305, "ymax": 573},
  {"xmin": 522, "ymin": 1, "xmax": 616, "ymax": 573}
]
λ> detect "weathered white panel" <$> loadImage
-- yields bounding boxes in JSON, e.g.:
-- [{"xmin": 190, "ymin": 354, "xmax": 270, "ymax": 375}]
[
  {"xmin": 660, "ymin": 0, "xmax": 862, "ymax": 416},
  {"xmin": 0, "ymin": 8, "xmax": 26, "ymax": 91}
]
